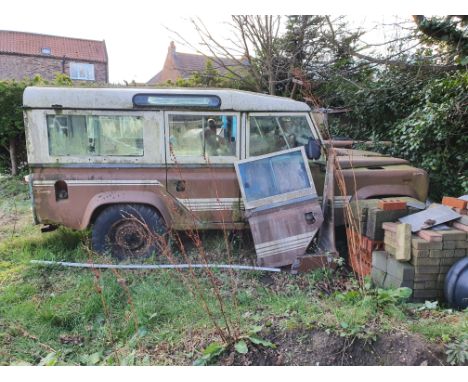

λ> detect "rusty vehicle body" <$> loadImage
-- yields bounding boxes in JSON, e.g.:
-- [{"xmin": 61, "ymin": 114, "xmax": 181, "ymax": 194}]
[{"xmin": 23, "ymin": 86, "xmax": 429, "ymax": 258}]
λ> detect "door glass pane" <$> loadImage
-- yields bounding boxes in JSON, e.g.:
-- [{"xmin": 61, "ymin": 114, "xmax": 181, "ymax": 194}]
[
  {"xmin": 249, "ymin": 115, "xmax": 313, "ymax": 156},
  {"xmin": 238, "ymin": 149, "xmax": 311, "ymax": 203},
  {"xmin": 169, "ymin": 114, "xmax": 237, "ymax": 157}
]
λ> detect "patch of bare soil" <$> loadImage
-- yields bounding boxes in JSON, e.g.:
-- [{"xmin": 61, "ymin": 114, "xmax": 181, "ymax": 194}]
[{"xmin": 218, "ymin": 328, "xmax": 447, "ymax": 366}]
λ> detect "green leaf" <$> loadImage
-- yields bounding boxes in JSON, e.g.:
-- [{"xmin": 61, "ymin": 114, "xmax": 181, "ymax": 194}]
[
  {"xmin": 250, "ymin": 325, "xmax": 263, "ymax": 334},
  {"xmin": 395, "ymin": 287, "xmax": 412, "ymax": 300},
  {"xmin": 86, "ymin": 352, "xmax": 102, "ymax": 365},
  {"xmin": 202, "ymin": 342, "xmax": 224, "ymax": 357},
  {"xmin": 38, "ymin": 352, "xmax": 59, "ymax": 366},
  {"xmin": 248, "ymin": 335, "xmax": 276, "ymax": 349},
  {"xmin": 235, "ymin": 340, "xmax": 248, "ymax": 354},
  {"xmin": 121, "ymin": 351, "xmax": 135, "ymax": 366},
  {"xmin": 193, "ymin": 342, "xmax": 226, "ymax": 366}
]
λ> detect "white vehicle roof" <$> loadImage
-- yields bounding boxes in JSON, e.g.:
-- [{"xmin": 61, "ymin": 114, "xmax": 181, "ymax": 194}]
[{"xmin": 23, "ymin": 86, "xmax": 311, "ymax": 112}]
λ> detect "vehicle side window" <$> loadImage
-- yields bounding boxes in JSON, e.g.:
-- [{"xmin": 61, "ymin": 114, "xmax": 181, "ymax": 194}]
[
  {"xmin": 47, "ymin": 115, "xmax": 144, "ymax": 156},
  {"xmin": 249, "ymin": 115, "xmax": 313, "ymax": 157},
  {"xmin": 169, "ymin": 114, "xmax": 237, "ymax": 158}
]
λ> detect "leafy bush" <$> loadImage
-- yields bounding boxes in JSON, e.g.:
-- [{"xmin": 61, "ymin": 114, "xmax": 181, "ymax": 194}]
[{"xmin": 391, "ymin": 71, "xmax": 468, "ymax": 199}]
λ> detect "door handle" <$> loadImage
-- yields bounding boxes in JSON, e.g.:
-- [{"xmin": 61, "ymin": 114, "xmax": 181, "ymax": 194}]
[{"xmin": 304, "ymin": 212, "xmax": 316, "ymax": 225}]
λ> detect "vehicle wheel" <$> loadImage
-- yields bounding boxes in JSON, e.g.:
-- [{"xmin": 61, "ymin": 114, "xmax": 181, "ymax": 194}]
[{"xmin": 92, "ymin": 204, "xmax": 167, "ymax": 260}]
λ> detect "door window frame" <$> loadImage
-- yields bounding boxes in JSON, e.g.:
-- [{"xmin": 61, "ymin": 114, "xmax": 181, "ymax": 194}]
[
  {"xmin": 164, "ymin": 110, "xmax": 241, "ymax": 164},
  {"xmin": 245, "ymin": 112, "xmax": 319, "ymax": 159}
]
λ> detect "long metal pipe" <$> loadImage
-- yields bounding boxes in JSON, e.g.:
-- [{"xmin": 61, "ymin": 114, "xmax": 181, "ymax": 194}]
[{"xmin": 30, "ymin": 260, "xmax": 281, "ymax": 272}]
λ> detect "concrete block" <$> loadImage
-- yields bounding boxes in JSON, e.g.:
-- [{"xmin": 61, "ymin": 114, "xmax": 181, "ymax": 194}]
[
  {"xmin": 440, "ymin": 249, "xmax": 455, "ymax": 257},
  {"xmin": 386, "ymin": 256, "xmax": 414, "ymax": 281},
  {"xmin": 429, "ymin": 250, "xmax": 443, "ymax": 258},
  {"xmin": 385, "ymin": 231, "xmax": 397, "ymax": 241},
  {"xmin": 456, "ymin": 240, "xmax": 468, "ymax": 249},
  {"xmin": 383, "ymin": 274, "xmax": 413, "ymax": 289},
  {"xmin": 413, "ymin": 281, "xmax": 426, "ymax": 289},
  {"xmin": 411, "ymin": 249, "xmax": 430, "ymax": 258},
  {"xmin": 439, "ymin": 257, "xmax": 462, "ymax": 265},
  {"xmin": 395, "ymin": 223, "xmax": 412, "ymax": 261},
  {"xmin": 412, "ymin": 237, "xmax": 442, "ymax": 250},
  {"xmin": 423, "ymin": 280, "xmax": 439, "ymax": 289},
  {"xmin": 384, "ymin": 237, "xmax": 397, "ymax": 250},
  {"xmin": 371, "ymin": 268, "xmax": 386, "ymax": 287},
  {"xmin": 372, "ymin": 251, "xmax": 388, "ymax": 271},
  {"xmin": 366, "ymin": 207, "xmax": 409, "ymax": 241},
  {"xmin": 437, "ymin": 274, "xmax": 447, "ymax": 285},
  {"xmin": 413, "ymin": 289, "xmax": 443, "ymax": 299},
  {"xmin": 385, "ymin": 243, "xmax": 396, "ymax": 257},
  {"xmin": 439, "ymin": 229, "xmax": 466, "ymax": 241},
  {"xmin": 443, "ymin": 241, "xmax": 458, "ymax": 250},
  {"xmin": 454, "ymin": 248, "xmax": 467, "ymax": 257},
  {"xmin": 414, "ymin": 265, "xmax": 440, "ymax": 274},
  {"xmin": 411, "ymin": 257, "xmax": 441, "ymax": 267},
  {"xmin": 414, "ymin": 273, "xmax": 438, "ymax": 282},
  {"xmin": 439, "ymin": 265, "xmax": 451, "ymax": 273}
]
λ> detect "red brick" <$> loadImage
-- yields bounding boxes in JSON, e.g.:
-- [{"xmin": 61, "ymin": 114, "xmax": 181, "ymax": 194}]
[
  {"xmin": 417, "ymin": 230, "xmax": 443, "ymax": 242},
  {"xmin": 442, "ymin": 196, "xmax": 467, "ymax": 209},
  {"xmin": 382, "ymin": 222, "xmax": 399, "ymax": 233},
  {"xmin": 453, "ymin": 222, "xmax": 468, "ymax": 233},
  {"xmin": 378, "ymin": 200, "xmax": 407, "ymax": 211}
]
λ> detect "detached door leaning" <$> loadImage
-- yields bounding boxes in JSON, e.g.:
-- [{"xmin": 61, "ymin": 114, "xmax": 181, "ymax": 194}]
[{"xmin": 235, "ymin": 147, "xmax": 324, "ymax": 267}]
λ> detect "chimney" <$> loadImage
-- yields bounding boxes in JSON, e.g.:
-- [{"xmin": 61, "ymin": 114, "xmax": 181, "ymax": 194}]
[{"xmin": 169, "ymin": 41, "xmax": 176, "ymax": 54}]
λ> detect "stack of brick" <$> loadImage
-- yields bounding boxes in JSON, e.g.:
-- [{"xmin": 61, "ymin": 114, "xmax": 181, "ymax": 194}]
[
  {"xmin": 410, "ymin": 229, "xmax": 466, "ymax": 300},
  {"xmin": 372, "ymin": 206, "xmax": 468, "ymax": 301},
  {"xmin": 347, "ymin": 227, "xmax": 384, "ymax": 276},
  {"xmin": 347, "ymin": 198, "xmax": 417, "ymax": 277}
]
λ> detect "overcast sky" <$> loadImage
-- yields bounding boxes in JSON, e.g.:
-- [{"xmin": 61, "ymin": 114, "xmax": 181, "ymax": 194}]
[{"xmin": 1, "ymin": 1, "xmax": 464, "ymax": 84}]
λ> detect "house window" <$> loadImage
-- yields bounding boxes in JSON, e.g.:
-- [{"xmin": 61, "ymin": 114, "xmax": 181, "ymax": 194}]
[{"xmin": 69, "ymin": 62, "xmax": 95, "ymax": 81}]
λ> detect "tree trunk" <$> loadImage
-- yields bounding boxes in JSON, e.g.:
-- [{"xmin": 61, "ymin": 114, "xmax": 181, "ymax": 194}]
[{"xmin": 9, "ymin": 138, "xmax": 17, "ymax": 176}]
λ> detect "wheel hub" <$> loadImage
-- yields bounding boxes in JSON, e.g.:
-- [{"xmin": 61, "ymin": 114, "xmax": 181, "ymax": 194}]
[{"xmin": 112, "ymin": 220, "xmax": 150, "ymax": 254}]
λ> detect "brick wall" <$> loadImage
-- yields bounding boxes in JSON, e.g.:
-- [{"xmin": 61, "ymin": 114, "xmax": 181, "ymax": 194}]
[{"xmin": 0, "ymin": 54, "xmax": 107, "ymax": 83}]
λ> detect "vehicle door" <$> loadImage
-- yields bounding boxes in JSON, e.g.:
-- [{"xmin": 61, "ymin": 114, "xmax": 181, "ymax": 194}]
[
  {"xmin": 235, "ymin": 147, "xmax": 324, "ymax": 267},
  {"xmin": 165, "ymin": 111, "xmax": 242, "ymax": 227}
]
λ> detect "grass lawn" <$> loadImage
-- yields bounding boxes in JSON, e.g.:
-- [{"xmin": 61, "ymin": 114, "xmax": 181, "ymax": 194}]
[{"xmin": 0, "ymin": 175, "xmax": 466, "ymax": 365}]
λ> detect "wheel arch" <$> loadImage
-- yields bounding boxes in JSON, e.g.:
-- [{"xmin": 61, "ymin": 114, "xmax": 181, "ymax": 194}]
[
  {"xmin": 352, "ymin": 184, "xmax": 420, "ymax": 201},
  {"xmin": 81, "ymin": 190, "xmax": 174, "ymax": 230}
]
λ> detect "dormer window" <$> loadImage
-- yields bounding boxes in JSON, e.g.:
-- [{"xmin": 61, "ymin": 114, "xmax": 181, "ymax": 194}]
[{"xmin": 41, "ymin": 47, "xmax": 51, "ymax": 55}]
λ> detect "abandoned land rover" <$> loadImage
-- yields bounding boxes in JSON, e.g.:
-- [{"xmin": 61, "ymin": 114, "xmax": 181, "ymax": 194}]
[{"xmin": 23, "ymin": 87, "xmax": 429, "ymax": 260}]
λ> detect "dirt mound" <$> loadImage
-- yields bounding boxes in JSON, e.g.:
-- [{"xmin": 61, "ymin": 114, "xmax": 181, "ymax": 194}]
[{"xmin": 218, "ymin": 328, "xmax": 447, "ymax": 366}]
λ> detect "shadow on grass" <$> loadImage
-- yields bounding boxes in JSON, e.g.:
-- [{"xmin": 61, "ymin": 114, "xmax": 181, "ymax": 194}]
[{"xmin": 0, "ymin": 227, "xmax": 89, "ymax": 263}]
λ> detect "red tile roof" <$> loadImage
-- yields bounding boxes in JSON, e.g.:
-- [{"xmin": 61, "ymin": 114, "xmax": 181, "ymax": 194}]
[
  {"xmin": 148, "ymin": 51, "xmax": 246, "ymax": 84},
  {"xmin": 0, "ymin": 30, "xmax": 107, "ymax": 63}
]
